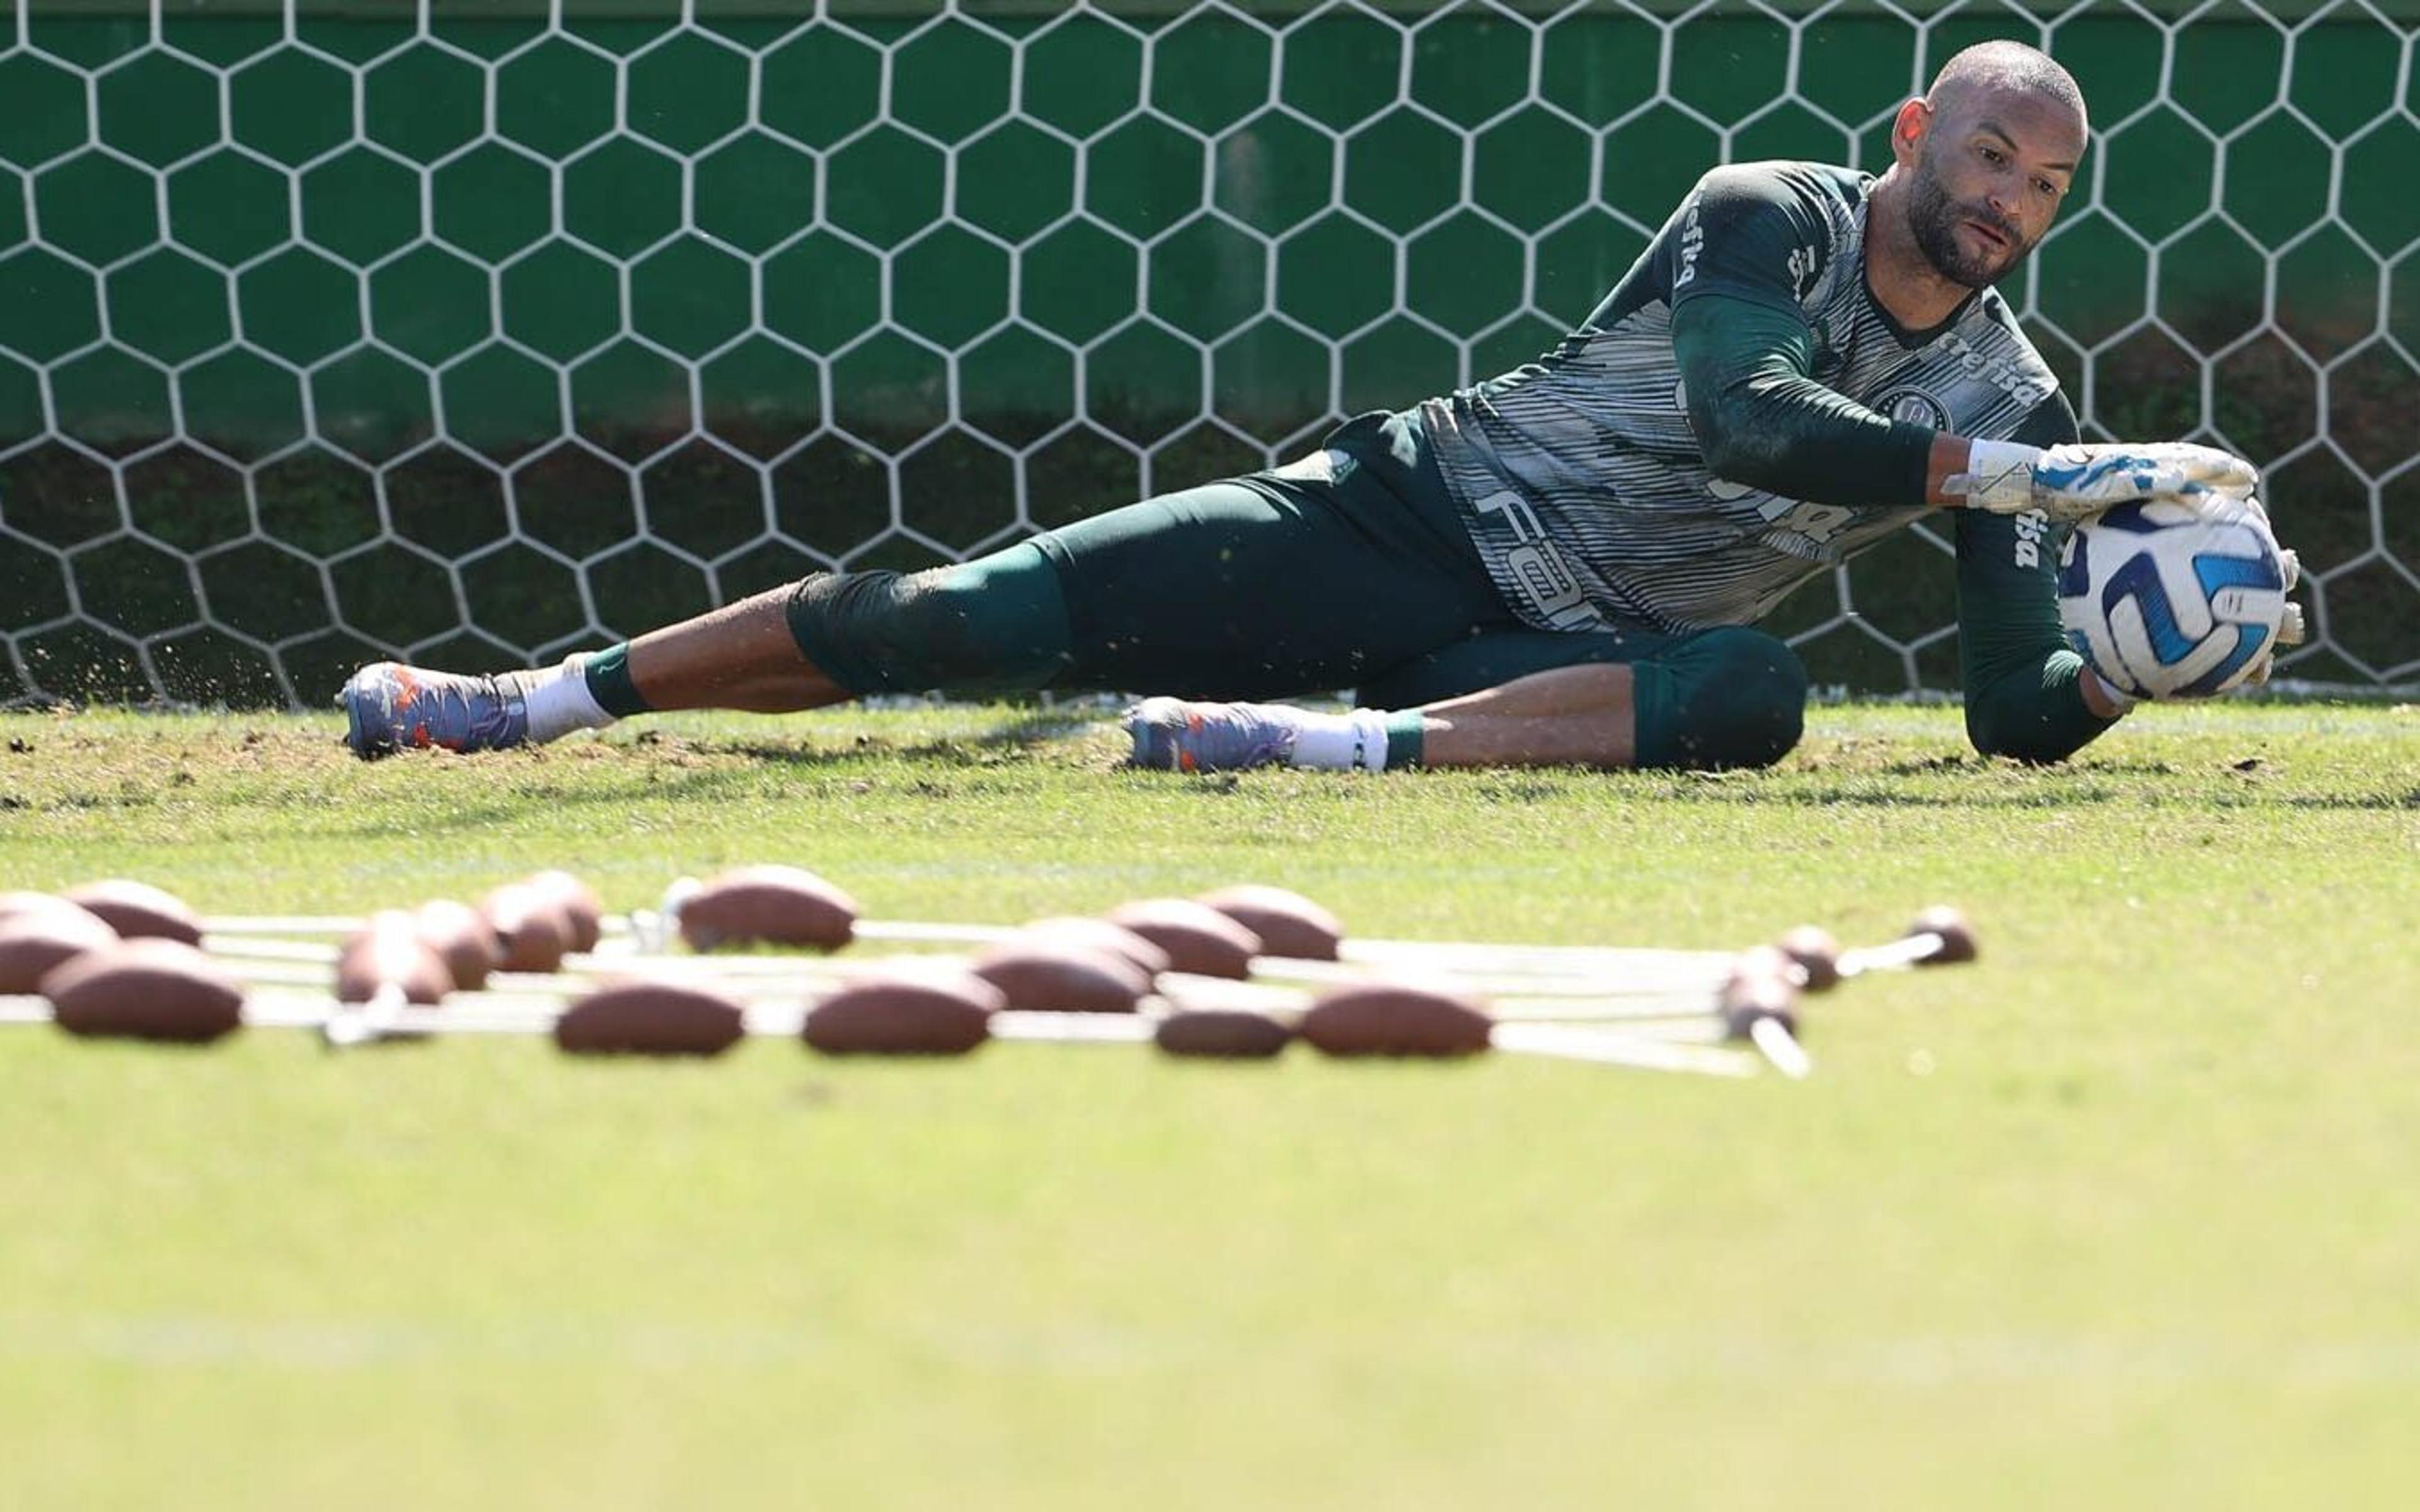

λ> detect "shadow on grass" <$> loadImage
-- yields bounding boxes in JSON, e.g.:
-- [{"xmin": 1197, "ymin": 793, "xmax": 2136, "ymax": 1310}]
[
  {"xmin": 1674, "ymin": 781, "xmax": 2420, "ymax": 812},
  {"xmin": 2268, "ymin": 789, "xmax": 2420, "ymax": 811},
  {"xmin": 239, "ymin": 714, "xmax": 1115, "ymax": 837},
  {"xmin": 703, "ymin": 708, "xmax": 1098, "ymax": 768},
  {"xmin": 1824, "ymin": 755, "xmax": 2188, "ymax": 779}
]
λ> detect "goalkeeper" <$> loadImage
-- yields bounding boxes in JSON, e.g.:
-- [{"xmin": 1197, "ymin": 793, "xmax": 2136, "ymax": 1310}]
[{"xmin": 342, "ymin": 41, "xmax": 2284, "ymax": 774}]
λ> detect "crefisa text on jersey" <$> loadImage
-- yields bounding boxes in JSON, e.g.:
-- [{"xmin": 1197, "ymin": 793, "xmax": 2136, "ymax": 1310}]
[{"xmin": 1935, "ymin": 329, "xmax": 2053, "ymax": 410}]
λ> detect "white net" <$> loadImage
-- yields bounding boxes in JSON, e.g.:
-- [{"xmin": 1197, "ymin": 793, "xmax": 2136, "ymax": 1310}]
[{"xmin": 1, "ymin": 0, "xmax": 2413, "ymax": 709}]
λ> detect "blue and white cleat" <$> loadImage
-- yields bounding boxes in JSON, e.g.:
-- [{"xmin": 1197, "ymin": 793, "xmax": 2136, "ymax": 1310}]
[
  {"xmin": 340, "ymin": 661, "xmax": 529, "ymax": 760},
  {"xmin": 1125, "ymin": 696, "xmax": 1299, "ymax": 774}
]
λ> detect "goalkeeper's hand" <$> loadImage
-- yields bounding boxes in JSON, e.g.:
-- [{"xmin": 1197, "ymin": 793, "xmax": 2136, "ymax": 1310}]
[
  {"xmin": 2112, "ymin": 534, "xmax": 2307, "ymax": 701},
  {"xmin": 2241, "ymin": 545, "xmax": 2307, "ymax": 688},
  {"xmin": 2072, "ymin": 505, "xmax": 2302, "ymax": 711},
  {"xmin": 1949, "ymin": 440, "xmax": 2260, "ymax": 525}
]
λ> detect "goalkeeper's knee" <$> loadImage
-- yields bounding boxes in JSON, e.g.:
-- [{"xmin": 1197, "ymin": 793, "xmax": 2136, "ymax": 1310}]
[
  {"xmin": 1636, "ymin": 627, "xmax": 1806, "ymax": 771},
  {"xmin": 784, "ymin": 546, "xmax": 1074, "ymax": 696}
]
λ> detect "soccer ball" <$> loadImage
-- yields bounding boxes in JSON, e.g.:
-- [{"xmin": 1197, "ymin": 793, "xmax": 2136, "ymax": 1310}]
[{"xmin": 2056, "ymin": 498, "xmax": 2288, "ymax": 699}]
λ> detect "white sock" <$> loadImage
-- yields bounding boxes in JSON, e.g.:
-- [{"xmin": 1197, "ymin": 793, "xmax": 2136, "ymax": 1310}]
[
  {"xmin": 1283, "ymin": 709, "xmax": 1390, "ymax": 772},
  {"xmin": 508, "ymin": 656, "xmax": 614, "ymax": 744}
]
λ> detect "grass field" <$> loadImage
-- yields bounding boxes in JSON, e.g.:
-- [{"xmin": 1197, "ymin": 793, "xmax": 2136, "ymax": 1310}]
[{"xmin": 1, "ymin": 699, "xmax": 2416, "ymax": 1510}]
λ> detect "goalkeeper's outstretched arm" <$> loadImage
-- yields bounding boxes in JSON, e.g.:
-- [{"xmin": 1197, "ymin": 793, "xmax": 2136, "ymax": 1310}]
[
  {"xmin": 1671, "ymin": 294, "xmax": 2257, "ymax": 526},
  {"xmin": 1669, "ymin": 295, "xmax": 1936, "ymax": 509},
  {"xmin": 1951, "ymin": 394, "xmax": 2128, "ymax": 762}
]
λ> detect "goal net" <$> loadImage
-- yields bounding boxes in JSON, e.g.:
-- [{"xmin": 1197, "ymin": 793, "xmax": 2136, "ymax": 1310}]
[{"xmin": 2, "ymin": 0, "xmax": 2412, "ymax": 708}]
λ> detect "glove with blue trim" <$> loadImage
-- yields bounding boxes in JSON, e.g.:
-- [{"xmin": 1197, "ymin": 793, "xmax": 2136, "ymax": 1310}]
[
  {"xmin": 1950, "ymin": 440, "xmax": 2260, "ymax": 525},
  {"xmin": 2242, "ymin": 544, "xmax": 2307, "ymax": 687}
]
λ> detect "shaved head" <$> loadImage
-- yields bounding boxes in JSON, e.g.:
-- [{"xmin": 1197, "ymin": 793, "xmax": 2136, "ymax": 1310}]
[{"xmin": 1927, "ymin": 41, "xmax": 2088, "ymax": 137}]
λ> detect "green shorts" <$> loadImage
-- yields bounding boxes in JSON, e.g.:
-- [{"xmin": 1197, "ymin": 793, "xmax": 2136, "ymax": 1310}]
[
  {"xmin": 786, "ymin": 408, "xmax": 1809, "ymax": 767},
  {"xmin": 1031, "ymin": 411, "xmax": 1513, "ymax": 699}
]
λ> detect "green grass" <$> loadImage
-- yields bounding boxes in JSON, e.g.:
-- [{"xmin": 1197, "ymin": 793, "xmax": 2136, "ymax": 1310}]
[{"xmin": 1, "ymin": 701, "xmax": 2416, "ymax": 1510}]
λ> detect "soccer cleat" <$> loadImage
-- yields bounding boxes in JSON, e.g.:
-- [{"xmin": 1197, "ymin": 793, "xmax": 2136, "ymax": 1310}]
[
  {"xmin": 1125, "ymin": 696, "xmax": 1299, "ymax": 774},
  {"xmin": 340, "ymin": 661, "xmax": 530, "ymax": 760}
]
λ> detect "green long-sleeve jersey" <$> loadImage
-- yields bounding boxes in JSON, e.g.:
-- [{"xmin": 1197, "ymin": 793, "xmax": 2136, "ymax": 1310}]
[{"xmin": 1409, "ymin": 159, "xmax": 2116, "ymax": 760}]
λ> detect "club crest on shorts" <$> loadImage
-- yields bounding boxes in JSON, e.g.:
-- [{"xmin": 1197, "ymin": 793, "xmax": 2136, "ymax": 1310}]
[{"xmin": 1877, "ymin": 387, "xmax": 1950, "ymax": 430}]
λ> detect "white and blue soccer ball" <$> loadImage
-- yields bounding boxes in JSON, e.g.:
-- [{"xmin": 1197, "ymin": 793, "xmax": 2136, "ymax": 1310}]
[{"xmin": 2056, "ymin": 498, "xmax": 2289, "ymax": 699}]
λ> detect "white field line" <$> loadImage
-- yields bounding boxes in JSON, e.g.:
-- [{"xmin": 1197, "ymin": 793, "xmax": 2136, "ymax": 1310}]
[
  {"xmin": 1487, "ymin": 1021, "xmax": 1760, "ymax": 1077},
  {"xmin": 202, "ymin": 930, "xmax": 1739, "ymax": 1010},
  {"xmin": 200, "ymin": 912, "xmax": 1757, "ymax": 992},
  {"xmin": 0, "ymin": 990, "xmax": 1760, "ymax": 1074},
  {"xmin": 1835, "ymin": 930, "xmax": 1952, "ymax": 976},
  {"xmin": 204, "ymin": 944, "xmax": 1735, "ymax": 1029},
  {"xmin": 12, "ymin": 1313, "xmax": 2418, "ymax": 1382}
]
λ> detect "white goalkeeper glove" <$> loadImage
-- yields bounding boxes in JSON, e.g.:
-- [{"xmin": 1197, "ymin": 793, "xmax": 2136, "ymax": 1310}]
[
  {"xmin": 1949, "ymin": 440, "xmax": 2261, "ymax": 525},
  {"xmin": 2242, "ymin": 545, "xmax": 2307, "ymax": 687}
]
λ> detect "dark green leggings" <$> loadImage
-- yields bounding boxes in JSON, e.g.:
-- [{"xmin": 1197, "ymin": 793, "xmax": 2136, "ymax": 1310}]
[{"xmin": 787, "ymin": 465, "xmax": 1807, "ymax": 770}]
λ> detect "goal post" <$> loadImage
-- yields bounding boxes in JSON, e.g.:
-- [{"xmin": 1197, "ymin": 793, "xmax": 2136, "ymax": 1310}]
[{"xmin": 1, "ymin": 0, "xmax": 2412, "ymax": 708}]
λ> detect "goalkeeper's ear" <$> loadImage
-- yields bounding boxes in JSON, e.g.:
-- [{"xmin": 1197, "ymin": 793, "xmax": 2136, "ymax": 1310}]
[{"xmin": 1888, "ymin": 96, "xmax": 1933, "ymax": 167}]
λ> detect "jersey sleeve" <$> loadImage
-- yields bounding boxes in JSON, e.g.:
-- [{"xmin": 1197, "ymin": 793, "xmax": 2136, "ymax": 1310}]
[
  {"xmin": 1954, "ymin": 391, "xmax": 2122, "ymax": 762},
  {"xmin": 1664, "ymin": 166, "xmax": 1936, "ymax": 508},
  {"xmin": 1661, "ymin": 163, "xmax": 1836, "ymax": 315}
]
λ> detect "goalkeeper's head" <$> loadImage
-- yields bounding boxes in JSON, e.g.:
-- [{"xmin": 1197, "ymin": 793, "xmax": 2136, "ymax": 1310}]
[{"xmin": 1889, "ymin": 41, "xmax": 2089, "ymax": 291}]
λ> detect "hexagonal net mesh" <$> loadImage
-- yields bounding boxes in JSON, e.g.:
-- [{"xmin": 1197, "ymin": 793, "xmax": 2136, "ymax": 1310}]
[{"xmin": 1, "ymin": 1, "xmax": 2413, "ymax": 711}]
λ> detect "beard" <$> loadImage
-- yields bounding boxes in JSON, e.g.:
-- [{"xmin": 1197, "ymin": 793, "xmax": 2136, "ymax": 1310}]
[{"xmin": 1906, "ymin": 152, "xmax": 2031, "ymax": 289}]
